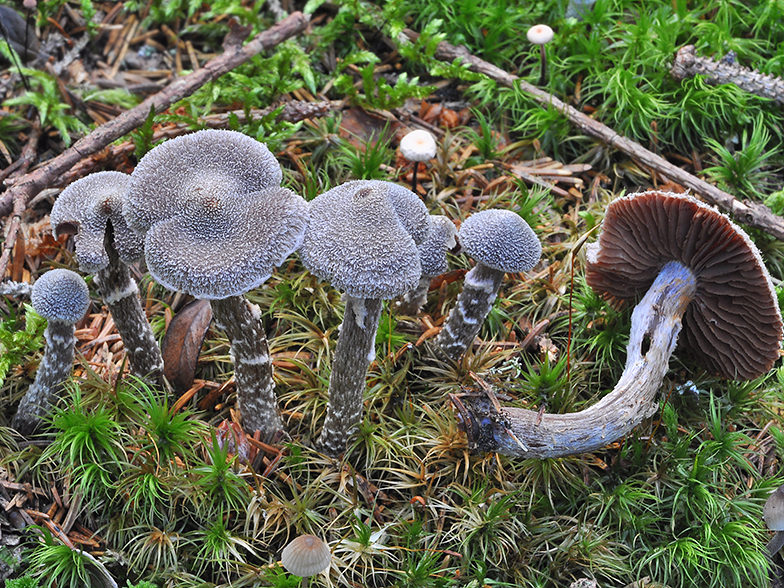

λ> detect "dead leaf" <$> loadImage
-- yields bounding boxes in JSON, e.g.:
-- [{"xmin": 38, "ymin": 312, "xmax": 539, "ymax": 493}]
[{"xmin": 162, "ymin": 298, "xmax": 212, "ymax": 393}]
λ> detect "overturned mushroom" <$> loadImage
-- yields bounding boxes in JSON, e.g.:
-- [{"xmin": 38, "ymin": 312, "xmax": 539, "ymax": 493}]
[
  {"xmin": 299, "ymin": 180, "xmax": 429, "ymax": 456},
  {"xmin": 126, "ymin": 129, "xmax": 308, "ymax": 439},
  {"xmin": 281, "ymin": 534, "xmax": 331, "ymax": 579},
  {"xmin": 50, "ymin": 171, "xmax": 163, "ymax": 381},
  {"xmin": 13, "ymin": 269, "xmax": 91, "ymax": 436},
  {"xmin": 764, "ymin": 484, "xmax": 784, "ymax": 556},
  {"xmin": 395, "ymin": 215, "xmax": 458, "ymax": 316},
  {"xmin": 435, "ymin": 209, "xmax": 541, "ymax": 360},
  {"xmin": 457, "ymin": 191, "xmax": 783, "ymax": 458}
]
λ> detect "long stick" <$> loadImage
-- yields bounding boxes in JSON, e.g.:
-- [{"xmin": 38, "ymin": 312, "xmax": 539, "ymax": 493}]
[
  {"xmin": 401, "ymin": 30, "xmax": 784, "ymax": 241},
  {"xmin": 0, "ymin": 13, "xmax": 309, "ymax": 279}
]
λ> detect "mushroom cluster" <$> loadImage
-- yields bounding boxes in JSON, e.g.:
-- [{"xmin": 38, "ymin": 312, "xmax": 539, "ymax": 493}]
[
  {"xmin": 125, "ymin": 129, "xmax": 309, "ymax": 440},
  {"xmin": 455, "ymin": 190, "xmax": 783, "ymax": 458}
]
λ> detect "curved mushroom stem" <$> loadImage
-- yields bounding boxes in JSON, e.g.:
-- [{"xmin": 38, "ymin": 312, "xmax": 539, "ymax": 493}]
[
  {"xmin": 457, "ymin": 261, "xmax": 697, "ymax": 458},
  {"xmin": 210, "ymin": 296, "xmax": 286, "ymax": 441},
  {"xmin": 94, "ymin": 226, "xmax": 163, "ymax": 382},
  {"xmin": 317, "ymin": 296, "xmax": 383, "ymax": 457},
  {"xmin": 12, "ymin": 319, "xmax": 77, "ymax": 435},
  {"xmin": 395, "ymin": 275, "xmax": 432, "ymax": 316},
  {"xmin": 435, "ymin": 263, "xmax": 504, "ymax": 360}
]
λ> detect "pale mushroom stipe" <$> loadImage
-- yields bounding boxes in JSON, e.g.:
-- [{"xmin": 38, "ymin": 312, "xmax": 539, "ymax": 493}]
[
  {"xmin": 400, "ymin": 129, "xmax": 437, "ymax": 194},
  {"xmin": 527, "ymin": 24, "xmax": 554, "ymax": 86},
  {"xmin": 50, "ymin": 171, "xmax": 163, "ymax": 381},
  {"xmin": 13, "ymin": 269, "xmax": 91, "ymax": 435},
  {"xmin": 126, "ymin": 129, "xmax": 309, "ymax": 439},
  {"xmin": 455, "ymin": 191, "xmax": 783, "ymax": 458},
  {"xmin": 435, "ymin": 209, "xmax": 541, "ymax": 361},
  {"xmin": 299, "ymin": 180, "xmax": 429, "ymax": 456}
]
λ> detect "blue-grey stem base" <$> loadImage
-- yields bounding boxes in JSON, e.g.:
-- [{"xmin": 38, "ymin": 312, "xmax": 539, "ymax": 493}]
[
  {"xmin": 317, "ymin": 296, "xmax": 383, "ymax": 457},
  {"xmin": 210, "ymin": 296, "xmax": 285, "ymax": 441},
  {"xmin": 12, "ymin": 320, "xmax": 77, "ymax": 436},
  {"xmin": 457, "ymin": 261, "xmax": 697, "ymax": 458},
  {"xmin": 435, "ymin": 263, "xmax": 504, "ymax": 361},
  {"xmin": 768, "ymin": 531, "xmax": 784, "ymax": 557}
]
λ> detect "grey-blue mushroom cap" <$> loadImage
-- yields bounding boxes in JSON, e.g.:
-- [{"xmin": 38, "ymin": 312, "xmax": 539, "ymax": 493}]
[
  {"xmin": 50, "ymin": 171, "xmax": 143, "ymax": 273},
  {"xmin": 125, "ymin": 129, "xmax": 283, "ymax": 234},
  {"xmin": 144, "ymin": 186, "xmax": 309, "ymax": 299},
  {"xmin": 419, "ymin": 215, "xmax": 458, "ymax": 277},
  {"xmin": 31, "ymin": 269, "xmax": 91, "ymax": 323},
  {"xmin": 299, "ymin": 180, "xmax": 429, "ymax": 299},
  {"xmin": 458, "ymin": 209, "xmax": 541, "ymax": 273}
]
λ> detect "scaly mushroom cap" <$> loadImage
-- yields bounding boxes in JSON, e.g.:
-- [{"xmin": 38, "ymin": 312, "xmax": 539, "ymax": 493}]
[
  {"xmin": 458, "ymin": 209, "xmax": 542, "ymax": 273},
  {"xmin": 586, "ymin": 190, "xmax": 783, "ymax": 380},
  {"xmin": 765, "ymin": 485, "xmax": 784, "ymax": 532},
  {"xmin": 125, "ymin": 129, "xmax": 283, "ymax": 234},
  {"xmin": 31, "ymin": 269, "xmax": 91, "ymax": 323},
  {"xmin": 281, "ymin": 534, "xmax": 331, "ymax": 577},
  {"xmin": 419, "ymin": 215, "xmax": 458, "ymax": 277},
  {"xmin": 400, "ymin": 129, "xmax": 437, "ymax": 162},
  {"xmin": 50, "ymin": 171, "xmax": 143, "ymax": 272},
  {"xmin": 144, "ymin": 186, "xmax": 309, "ymax": 299},
  {"xmin": 299, "ymin": 180, "xmax": 429, "ymax": 299}
]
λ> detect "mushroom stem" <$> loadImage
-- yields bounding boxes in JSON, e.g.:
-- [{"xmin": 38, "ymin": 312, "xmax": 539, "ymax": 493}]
[
  {"xmin": 94, "ymin": 225, "xmax": 163, "ymax": 382},
  {"xmin": 395, "ymin": 275, "xmax": 432, "ymax": 316},
  {"xmin": 317, "ymin": 296, "xmax": 383, "ymax": 457},
  {"xmin": 12, "ymin": 319, "xmax": 78, "ymax": 435},
  {"xmin": 458, "ymin": 261, "xmax": 697, "ymax": 458},
  {"xmin": 768, "ymin": 531, "xmax": 784, "ymax": 556},
  {"xmin": 539, "ymin": 45, "xmax": 547, "ymax": 86},
  {"xmin": 210, "ymin": 296, "xmax": 285, "ymax": 440},
  {"xmin": 435, "ymin": 263, "xmax": 504, "ymax": 360},
  {"xmin": 411, "ymin": 165, "xmax": 419, "ymax": 195}
]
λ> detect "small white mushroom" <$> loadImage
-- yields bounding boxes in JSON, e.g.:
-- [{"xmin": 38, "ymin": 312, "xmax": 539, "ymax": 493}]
[
  {"xmin": 435, "ymin": 209, "xmax": 541, "ymax": 360},
  {"xmin": 281, "ymin": 534, "xmax": 331, "ymax": 578},
  {"xmin": 399, "ymin": 129, "xmax": 437, "ymax": 194},
  {"xmin": 50, "ymin": 171, "xmax": 162, "ymax": 381},
  {"xmin": 13, "ymin": 269, "xmax": 90, "ymax": 436},
  {"xmin": 527, "ymin": 24, "xmax": 554, "ymax": 85},
  {"xmin": 299, "ymin": 180, "xmax": 429, "ymax": 456}
]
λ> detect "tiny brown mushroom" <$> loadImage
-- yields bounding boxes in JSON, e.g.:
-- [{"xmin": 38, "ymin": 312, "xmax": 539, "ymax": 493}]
[
  {"xmin": 13, "ymin": 269, "xmax": 91, "ymax": 435},
  {"xmin": 299, "ymin": 180, "xmax": 429, "ymax": 456},
  {"xmin": 462, "ymin": 191, "xmax": 782, "ymax": 458},
  {"xmin": 126, "ymin": 130, "xmax": 308, "ymax": 440},
  {"xmin": 50, "ymin": 171, "xmax": 163, "ymax": 381}
]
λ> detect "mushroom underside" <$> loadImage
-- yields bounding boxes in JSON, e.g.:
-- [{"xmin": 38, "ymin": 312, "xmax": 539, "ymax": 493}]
[{"xmin": 456, "ymin": 261, "xmax": 697, "ymax": 458}]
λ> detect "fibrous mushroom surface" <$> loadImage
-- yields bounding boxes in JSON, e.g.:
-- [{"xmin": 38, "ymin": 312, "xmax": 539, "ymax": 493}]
[
  {"xmin": 458, "ymin": 208, "xmax": 541, "ymax": 273},
  {"xmin": 51, "ymin": 171, "xmax": 143, "ymax": 273},
  {"xmin": 586, "ymin": 190, "xmax": 782, "ymax": 380},
  {"xmin": 125, "ymin": 129, "xmax": 282, "ymax": 234},
  {"xmin": 300, "ymin": 180, "xmax": 428, "ymax": 299}
]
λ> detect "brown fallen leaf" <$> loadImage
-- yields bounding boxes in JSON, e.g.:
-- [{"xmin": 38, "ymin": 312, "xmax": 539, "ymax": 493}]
[{"xmin": 162, "ymin": 298, "xmax": 213, "ymax": 393}]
